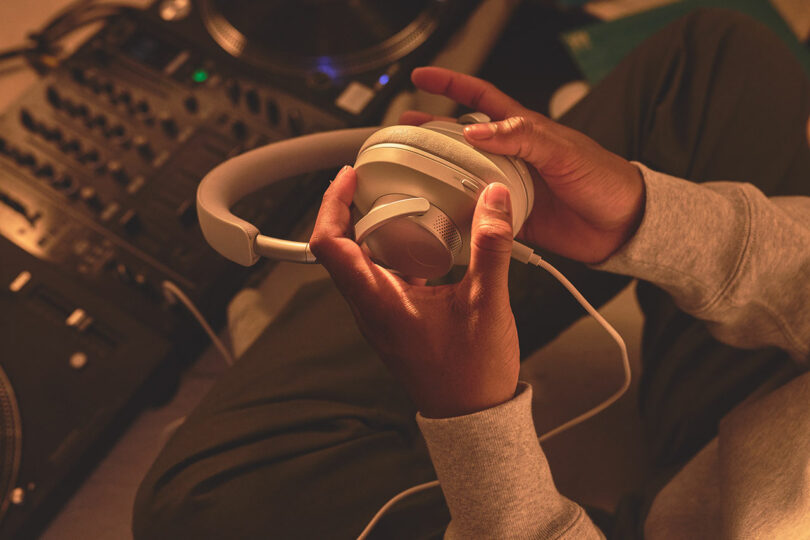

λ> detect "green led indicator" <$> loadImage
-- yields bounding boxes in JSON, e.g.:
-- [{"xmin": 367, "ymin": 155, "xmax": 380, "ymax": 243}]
[{"xmin": 192, "ymin": 68, "xmax": 209, "ymax": 83}]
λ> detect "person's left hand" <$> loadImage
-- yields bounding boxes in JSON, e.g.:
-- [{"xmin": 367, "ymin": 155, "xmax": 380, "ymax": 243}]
[{"xmin": 309, "ymin": 165, "xmax": 520, "ymax": 418}]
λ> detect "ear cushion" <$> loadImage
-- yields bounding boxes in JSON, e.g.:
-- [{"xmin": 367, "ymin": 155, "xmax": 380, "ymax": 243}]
[{"xmin": 359, "ymin": 125, "xmax": 510, "ymax": 187}]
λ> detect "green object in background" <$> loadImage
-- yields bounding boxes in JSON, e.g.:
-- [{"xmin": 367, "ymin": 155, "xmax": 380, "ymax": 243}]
[{"xmin": 561, "ymin": 0, "xmax": 810, "ymax": 85}]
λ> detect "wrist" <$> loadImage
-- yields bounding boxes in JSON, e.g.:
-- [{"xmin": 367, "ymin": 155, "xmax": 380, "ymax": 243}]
[{"xmin": 418, "ymin": 381, "xmax": 519, "ymax": 419}]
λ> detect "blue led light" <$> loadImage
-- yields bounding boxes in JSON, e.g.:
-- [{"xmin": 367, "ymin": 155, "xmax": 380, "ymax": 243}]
[
  {"xmin": 377, "ymin": 74, "xmax": 390, "ymax": 86},
  {"xmin": 315, "ymin": 56, "xmax": 338, "ymax": 79}
]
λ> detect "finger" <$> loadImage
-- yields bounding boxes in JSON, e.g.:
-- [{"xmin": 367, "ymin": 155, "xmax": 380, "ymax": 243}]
[
  {"xmin": 405, "ymin": 276, "xmax": 429, "ymax": 287},
  {"xmin": 411, "ymin": 67, "xmax": 531, "ymax": 120},
  {"xmin": 312, "ymin": 165, "xmax": 356, "ymax": 239},
  {"xmin": 462, "ymin": 116, "xmax": 563, "ymax": 172},
  {"xmin": 465, "ymin": 183, "xmax": 514, "ymax": 300},
  {"xmin": 398, "ymin": 110, "xmax": 456, "ymax": 126},
  {"xmin": 309, "ymin": 166, "xmax": 374, "ymax": 291}
]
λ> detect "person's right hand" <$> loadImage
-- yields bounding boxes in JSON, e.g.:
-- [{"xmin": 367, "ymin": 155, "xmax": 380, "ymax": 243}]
[{"xmin": 402, "ymin": 67, "xmax": 646, "ymax": 264}]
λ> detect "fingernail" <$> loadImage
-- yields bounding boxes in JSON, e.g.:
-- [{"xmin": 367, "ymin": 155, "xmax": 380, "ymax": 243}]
[
  {"xmin": 340, "ymin": 165, "xmax": 352, "ymax": 175},
  {"xmin": 484, "ymin": 183, "xmax": 511, "ymax": 214},
  {"xmin": 464, "ymin": 122, "xmax": 497, "ymax": 140}
]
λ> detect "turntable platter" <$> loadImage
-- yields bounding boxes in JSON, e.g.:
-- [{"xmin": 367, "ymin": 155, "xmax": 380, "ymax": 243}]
[
  {"xmin": 200, "ymin": 0, "xmax": 444, "ymax": 77},
  {"xmin": 0, "ymin": 364, "xmax": 22, "ymax": 522}
]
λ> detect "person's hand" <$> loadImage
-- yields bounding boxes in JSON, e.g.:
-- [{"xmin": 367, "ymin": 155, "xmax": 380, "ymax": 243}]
[
  {"xmin": 402, "ymin": 67, "xmax": 645, "ymax": 264},
  {"xmin": 309, "ymin": 166, "xmax": 520, "ymax": 418}
]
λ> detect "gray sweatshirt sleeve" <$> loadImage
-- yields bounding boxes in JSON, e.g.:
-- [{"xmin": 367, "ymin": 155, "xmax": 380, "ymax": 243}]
[
  {"xmin": 416, "ymin": 164, "xmax": 810, "ymax": 538},
  {"xmin": 594, "ymin": 163, "xmax": 810, "ymax": 363},
  {"xmin": 417, "ymin": 383, "xmax": 603, "ymax": 539}
]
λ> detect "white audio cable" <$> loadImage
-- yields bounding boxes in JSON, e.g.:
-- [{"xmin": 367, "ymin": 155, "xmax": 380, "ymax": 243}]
[
  {"xmin": 357, "ymin": 243, "xmax": 631, "ymax": 539},
  {"xmin": 161, "ymin": 280, "xmax": 235, "ymax": 366}
]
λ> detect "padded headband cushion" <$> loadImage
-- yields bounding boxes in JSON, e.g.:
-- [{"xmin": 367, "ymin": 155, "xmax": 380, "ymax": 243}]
[{"xmin": 358, "ymin": 125, "xmax": 509, "ymax": 185}]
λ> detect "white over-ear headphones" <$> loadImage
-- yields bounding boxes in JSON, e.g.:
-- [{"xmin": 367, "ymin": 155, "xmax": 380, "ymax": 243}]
[{"xmin": 197, "ymin": 112, "xmax": 534, "ymax": 279}]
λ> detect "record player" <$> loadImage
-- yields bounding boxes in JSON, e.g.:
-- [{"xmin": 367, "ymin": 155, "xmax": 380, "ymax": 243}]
[{"xmin": 140, "ymin": 0, "xmax": 479, "ymax": 125}]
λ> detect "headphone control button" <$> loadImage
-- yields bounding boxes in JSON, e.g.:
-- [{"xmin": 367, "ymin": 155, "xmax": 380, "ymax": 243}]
[{"xmin": 460, "ymin": 178, "xmax": 481, "ymax": 193}]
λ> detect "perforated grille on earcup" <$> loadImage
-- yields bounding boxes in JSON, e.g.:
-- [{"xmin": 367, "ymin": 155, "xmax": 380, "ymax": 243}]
[{"xmin": 425, "ymin": 210, "xmax": 462, "ymax": 255}]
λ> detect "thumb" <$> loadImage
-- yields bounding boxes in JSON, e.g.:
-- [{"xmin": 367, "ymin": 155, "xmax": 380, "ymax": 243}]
[
  {"xmin": 466, "ymin": 182, "xmax": 514, "ymax": 295},
  {"xmin": 462, "ymin": 116, "xmax": 561, "ymax": 172}
]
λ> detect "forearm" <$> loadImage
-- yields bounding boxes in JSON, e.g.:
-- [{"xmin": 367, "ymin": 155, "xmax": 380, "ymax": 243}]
[
  {"xmin": 594, "ymin": 164, "xmax": 810, "ymax": 363},
  {"xmin": 417, "ymin": 383, "xmax": 604, "ymax": 539}
]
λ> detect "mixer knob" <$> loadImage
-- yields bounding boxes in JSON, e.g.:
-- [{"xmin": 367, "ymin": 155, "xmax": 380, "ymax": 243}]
[
  {"xmin": 117, "ymin": 90, "xmax": 132, "ymax": 105},
  {"xmin": 265, "ymin": 98, "xmax": 280, "ymax": 125},
  {"xmin": 61, "ymin": 138, "xmax": 82, "ymax": 154},
  {"xmin": 135, "ymin": 100, "xmax": 150, "ymax": 114},
  {"xmin": 225, "ymin": 80, "xmax": 241, "ymax": 105},
  {"xmin": 35, "ymin": 163, "xmax": 55, "ymax": 179},
  {"xmin": 20, "ymin": 109, "xmax": 36, "ymax": 131},
  {"xmin": 44, "ymin": 126, "xmax": 63, "ymax": 142},
  {"xmin": 133, "ymin": 136, "xmax": 154, "ymax": 160},
  {"xmin": 115, "ymin": 262, "xmax": 132, "ymax": 283},
  {"xmin": 230, "ymin": 120, "xmax": 248, "ymax": 141},
  {"xmin": 46, "ymin": 85, "xmax": 61, "ymax": 108},
  {"xmin": 183, "ymin": 95, "xmax": 199, "ymax": 114},
  {"xmin": 78, "ymin": 149, "xmax": 100, "ymax": 164},
  {"xmin": 89, "ymin": 113, "xmax": 107, "ymax": 129},
  {"xmin": 51, "ymin": 173, "xmax": 74, "ymax": 190},
  {"xmin": 160, "ymin": 115, "xmax": 179, "ymax": 138},
  {"xmin": 79, "ymin": 186, "xmax": 103, "ymax": 210},
  {"xmin": 106, "ymin": 160, "xmax": 128, "ymax": 183},
  {"xmin": 105, "ymin": 124, "xmax": 126, "ymax": 139},
  {"xmin": 71, "ymin": 67, "xmax": 86, "ymax": 84},
  {"xmin": 16, "ymin": 151, "xmax": 36, "ymax": 168},
  {"xmin": 287, "ymin": 108, "xmax": 303, "ymax": 136},
  {"xmin": 245, "ymin": 89, "xmax": 260, "ymax": 114}
]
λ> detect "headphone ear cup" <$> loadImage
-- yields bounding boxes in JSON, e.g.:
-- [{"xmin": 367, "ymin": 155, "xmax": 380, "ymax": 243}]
[{"xmin": 357, "ymin": 125, "xmax": 533, "ymax": 226}]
